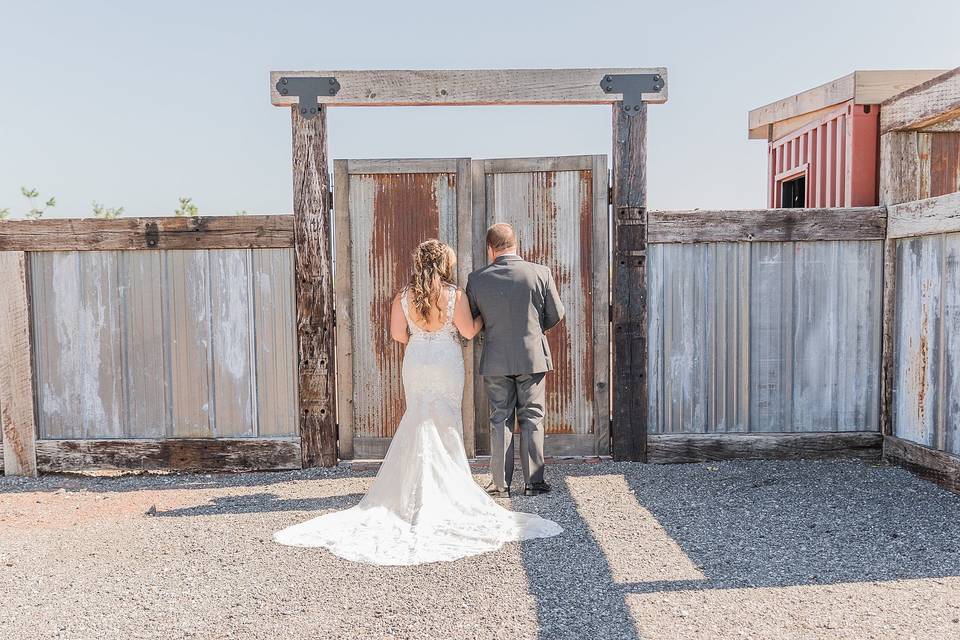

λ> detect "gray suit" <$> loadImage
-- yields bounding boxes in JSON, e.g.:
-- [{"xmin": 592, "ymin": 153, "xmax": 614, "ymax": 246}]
[{"xmin": 466, "ymin": 255, "xmax": 564, "ymax": 489}]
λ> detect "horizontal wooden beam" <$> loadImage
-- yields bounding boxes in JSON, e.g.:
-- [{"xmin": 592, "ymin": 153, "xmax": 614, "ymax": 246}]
[
  {"xmin": 881, "ymin": 67, "xmax": 960, "ymax": 134},
  {"xmin": 34, "ymin": 438, "xmax": 302, "ymax": 473},
  {"xmin": 0, "ymin": 215, "xmax": 294, "ymax": 252},
  {"xmin": 647, "ymin": 432, "xmax": 882, "ymax": 465},
  {"xmin": 270, "ymin": 68, "xmax": 668, "ymax": 107},
  {"xmin": 883, "ymin": 435, "xmax": 960, "ymax": 495},
  {"xmin": 887, "ymin": 191, "xmax": 960, "ymax": 239},
  {"xmin": 647, "ymin": 207, "xmax": 887, "ymax": 243}
]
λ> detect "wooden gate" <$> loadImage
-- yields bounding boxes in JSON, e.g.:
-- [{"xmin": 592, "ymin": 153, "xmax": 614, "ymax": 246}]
[{"xmin": 333, "ymin": 155, "xmax": 609, "ymax": 459}]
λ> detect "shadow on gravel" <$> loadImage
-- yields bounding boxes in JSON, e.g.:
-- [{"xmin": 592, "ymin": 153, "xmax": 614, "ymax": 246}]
[
  {"xmin": 518, "ymin": 459, "xmax": 960, "ymax": 640},
  {"xmin": 153, "ymin": 492, "xmax": 365, "ymax": 517}
]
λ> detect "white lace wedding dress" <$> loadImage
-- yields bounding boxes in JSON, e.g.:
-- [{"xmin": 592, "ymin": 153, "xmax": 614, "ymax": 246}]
[{"xmin": 274, "ymin": 285, "xmax": 562, "ymax": 565}]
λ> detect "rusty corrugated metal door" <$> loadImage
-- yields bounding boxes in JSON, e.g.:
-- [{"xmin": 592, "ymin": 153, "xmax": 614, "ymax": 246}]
[
  {"xmin": 473, "ymin": 156, "xmax": 610, "ymax": 456},
  {"xmin": 334, "ymin": 159, "xmax": 474, "ymax": 459}
]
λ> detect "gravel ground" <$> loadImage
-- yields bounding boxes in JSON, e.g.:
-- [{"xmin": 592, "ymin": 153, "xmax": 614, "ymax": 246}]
[{"xmin": 2, "ymin": 459, "xmax": 959, "ymax": 639}]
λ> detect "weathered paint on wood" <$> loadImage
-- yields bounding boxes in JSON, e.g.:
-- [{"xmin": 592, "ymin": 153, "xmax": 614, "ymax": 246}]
[
  {"xmin": 270, "ymin": 68, "xmax": 668, "ymax": 107},
  {"xmin": 291, "ymin": 106, "xmax": 337, "ymax": 468},
  {"xmin": 647, "ymin": 241, "xmax": 882, "ymax": 434},
  {"xmin": 28, "ymin": 249, "xmax": 298, "ymax": 441},
  {"xmin": 881, "ymin": 67, "xmax": 960, "ymax": 134},
  {"xmin": 888, "ymin": 191, "xmax": 960, "ymax": 238},
  {"xmin": 647, "ymin": 207, "xmax": 886, "ymax": 243},
  {"xmin": 880, "ymin": 131, "xmax": 960, "ymax": 205},
  {"xmin": 612, "ymin": 102, "xmax": 648, "ymax": 462},
  {"xmin": 0, "ymin": 252, "xmax": 38, "ymax": 476},
  {"xmin": 34, "ymin": 437, "xmax": 301, "ymax": 473},
  {"xmin": 477, "ymin": 155, "xmax": 607, "ymax": 454},
  {"xmin": 334, "ymin": 160, "xmax": 463, "ymax": 459},
  {"xmin": 648, "ymin": 431, "xmax": 882, "ymax": 464},
  {"xmin": 0, "ymin": 216, "xmax": 294, "ymax": 252},
  {"xmin": 892, "ymin": 232, "xmax": 960, "ymax": 456},
  {"xmin": 883, "ymin": 435, "xmax": 960, "ymax": 495}
]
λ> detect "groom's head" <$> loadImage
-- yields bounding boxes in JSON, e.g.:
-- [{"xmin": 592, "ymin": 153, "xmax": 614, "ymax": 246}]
[{"xmin": 486, "ymin": 223, "xmax": 517, "ymax": 263}]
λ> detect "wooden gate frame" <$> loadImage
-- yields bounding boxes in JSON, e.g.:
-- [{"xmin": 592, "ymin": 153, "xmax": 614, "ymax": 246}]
[{"xmin": 271, "ymin": 67, "xmax": 668, "ymax": 466}]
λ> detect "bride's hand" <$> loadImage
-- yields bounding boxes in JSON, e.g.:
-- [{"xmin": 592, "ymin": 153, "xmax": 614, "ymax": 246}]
[{"xmin": 453, "ymin": 289, "xmax": 482, "ymax": 339}]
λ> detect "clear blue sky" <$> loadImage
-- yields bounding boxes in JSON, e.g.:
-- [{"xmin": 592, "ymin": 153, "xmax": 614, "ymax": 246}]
[{"xmin": 1, "ymin": 0, "xmax": 957, "ymax": 217}]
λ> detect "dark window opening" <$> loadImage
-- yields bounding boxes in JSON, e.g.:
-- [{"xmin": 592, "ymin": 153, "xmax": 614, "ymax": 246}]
[{"xmin": 781, "ymin": 176, "xmax": 806, "ymax": 208}]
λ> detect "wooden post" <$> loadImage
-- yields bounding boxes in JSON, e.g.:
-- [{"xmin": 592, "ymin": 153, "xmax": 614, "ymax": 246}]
[
  {"xmin": 0, "ymin": 251, "xmax": 38, "ymax": 476},
  {"xmin": 291, "ymin": 106, "xmax": 337, "ymax": 467},
  {"xmin": 611, "ymin": 102, "xmax": 649, "ymax": 462}
]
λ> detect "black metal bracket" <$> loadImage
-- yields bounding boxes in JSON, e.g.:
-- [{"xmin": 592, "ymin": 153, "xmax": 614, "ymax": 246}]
[
  {"xmin": 600, "ymin": 73, "xmax": 664, "ymax": 115},
  {"xmin": 276, "ymin": 76, "xmax": 341, "ymax": 119}
]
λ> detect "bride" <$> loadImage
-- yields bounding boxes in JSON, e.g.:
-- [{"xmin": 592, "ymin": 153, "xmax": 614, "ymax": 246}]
[{"xmin": 274, "ymin": 239, "xmax": 562, "ymax": 565}]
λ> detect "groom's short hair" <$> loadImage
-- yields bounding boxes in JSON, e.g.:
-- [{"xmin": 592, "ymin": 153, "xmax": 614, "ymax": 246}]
[{"xmin": 486, "ymin": 223, "xmax": 517, "ymax": 251}]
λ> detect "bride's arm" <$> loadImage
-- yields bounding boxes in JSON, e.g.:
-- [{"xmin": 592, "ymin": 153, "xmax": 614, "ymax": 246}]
[
  {"xmin": 453, "ymin": 289, "xmax": 482, "ymax": 339},
  {"xmin": 390, "ymin": 293, "xmax": 409, "ymax": 344}
]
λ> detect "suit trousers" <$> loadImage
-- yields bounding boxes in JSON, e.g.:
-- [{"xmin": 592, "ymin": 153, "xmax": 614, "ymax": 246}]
[{"xmin": 484, "ymin": 372, "xmax": 546, "ymax": 489}]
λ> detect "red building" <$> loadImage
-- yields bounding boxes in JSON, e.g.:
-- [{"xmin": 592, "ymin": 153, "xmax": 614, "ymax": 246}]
[{"xmin": 749, "ymin": 70, "xmax": 945, "ymax": 207}]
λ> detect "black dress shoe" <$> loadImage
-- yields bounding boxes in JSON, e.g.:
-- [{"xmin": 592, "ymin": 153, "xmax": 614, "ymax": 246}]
[
  {"xmin": 524, "ymin": 482, "xmax": 551, "ymax": 496},
  {"xmin": 486, "ymin": 484, "xmax": 510, "ymax": 498}
]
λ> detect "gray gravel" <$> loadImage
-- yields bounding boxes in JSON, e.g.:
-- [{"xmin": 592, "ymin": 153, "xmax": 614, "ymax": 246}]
[{"xmin": 2, "ymin": 459, "xmax": 960, "ymax": 639}]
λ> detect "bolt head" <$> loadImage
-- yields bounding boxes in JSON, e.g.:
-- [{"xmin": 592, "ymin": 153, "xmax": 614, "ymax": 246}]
[
  {"xmin": 301, "ymin": 107, "xmax": 307, "ymax": 114},
  {"xmin": 329, "ymin": 88, "xmax": 336, "ymax": 95},
  {"xmin": 279, "ymin": 88, "xmax": 288, "ymax": 95},
  {"xmin": 329, "ymin": 78, "xmax": 335, "ymax": 85},
  {"xmin": 623, "ymin": 105, "xmax": 630, "ymax": 111},
  {"xmin": 605, "ymin": 75, "xmax": 612, "ymax": 82},
  {"xmin": 281, "ymin": 78, "xmax": 288, "ymax": 84}
]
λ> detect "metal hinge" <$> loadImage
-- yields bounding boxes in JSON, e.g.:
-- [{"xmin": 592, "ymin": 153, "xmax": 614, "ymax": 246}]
[
  {"xmin": 327, "ymin": 188, "xmax": 334, "ymax": 210},
  {"xmin": 608, "ymin": 185, "xmax": 613, "ymax": 206},
  {"xmin": 609, "ymin": 303, "xmax": 614, "ymax": 323},
  {"xmin": 276, "ymin": 76, "xmax": 341, "ymax": 119},
  {"xmin": 600, "ymin": 73, "xmax": 665, "ymax": 116}
]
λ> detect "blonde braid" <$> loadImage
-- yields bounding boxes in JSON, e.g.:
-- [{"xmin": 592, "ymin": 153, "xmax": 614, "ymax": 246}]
[{"xmin": 408, "ymin": 239, "xmax": 455, "ymax": 322}]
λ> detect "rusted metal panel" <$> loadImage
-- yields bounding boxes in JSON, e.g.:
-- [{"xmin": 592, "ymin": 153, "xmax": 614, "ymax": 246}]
[
  {"xmin": 892, "ymin": 233, "xmax": 960, "ymax": 453},
  {"xmin": 483, "ymin": 164, "xmax": 597, "ymax": 441},
  {"xmin": 648, "ymin": 240, "xmax": 882, "ymax": 433},
  {"xmin": 29, "ymin": 248, "xmax": 298, "ymax": 440},
  {"xmin": 930, "ymin": 132, "xmax": 960, "ymax": 198},
  {"xmin": 345, "ymin": 170, "xmax": 458, "ymax": 451}
]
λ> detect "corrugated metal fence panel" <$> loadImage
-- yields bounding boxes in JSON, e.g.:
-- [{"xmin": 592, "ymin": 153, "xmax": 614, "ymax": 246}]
[
  {"xmin": 893, "ymin": 232, "xmax": 960, "ymax": 455},
  {"xmin": 485, "ymin": 169, "xmax": 596, "ymax": 437},
  {"xmin": 347, "ymin": 172, "xmax": 458, "ymax": 444},
  {"xmin": 648, "ymin": 240, "xmax": 882, "ymax": 433},
  {"xmin": 30, "ymin": 248, "xmax": 297, "ymax": 439}
]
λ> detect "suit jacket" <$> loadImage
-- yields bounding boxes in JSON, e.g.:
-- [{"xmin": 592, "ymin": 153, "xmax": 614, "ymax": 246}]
[{"xmin": 466, "ymin": 254, "xmax": 565, "ymax": 376}]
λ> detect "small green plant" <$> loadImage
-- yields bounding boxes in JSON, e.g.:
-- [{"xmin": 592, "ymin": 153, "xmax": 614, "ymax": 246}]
[
  {"xmin": 174, "ymin": 196, "xmax": 199, "ymax": 218},
  {"xmin": 234, "ymin": 209, "xmax": 249, "ymax": 216},
  {"xmin": 22, "ymin": 187, "xmax": 56, "ymax": 220},
  {"xmin": 92, "ymin": 201, "xmax": 124, "ymax": 219},
  {"xmin": 0, "ymin": 207, "xmax": 9, "ymax": 221}
]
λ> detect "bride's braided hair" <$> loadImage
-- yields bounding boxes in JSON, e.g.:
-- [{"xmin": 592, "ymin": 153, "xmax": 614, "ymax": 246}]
[{"xmin": 408, "ymin": 239, "xmax": 456, "ymax": 322}]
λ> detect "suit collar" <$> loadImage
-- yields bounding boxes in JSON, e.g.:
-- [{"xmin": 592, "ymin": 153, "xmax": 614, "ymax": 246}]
[{"xmin": 494, "ymin": 254, "xmax": 523, "ymax": 265}]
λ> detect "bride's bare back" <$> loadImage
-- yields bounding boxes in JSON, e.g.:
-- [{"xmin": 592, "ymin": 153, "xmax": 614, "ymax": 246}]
[{"xmin": 390, "ymin": 285, "xmax": 481, "ymax": 343}]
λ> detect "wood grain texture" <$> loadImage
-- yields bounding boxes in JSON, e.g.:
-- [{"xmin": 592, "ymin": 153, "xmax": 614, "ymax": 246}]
[
  {"xmin": 271, "ymin": 68, "xmax": 668, "ymax": 107},
  {"xmin": 0, "ymin": 216, "xmax": 294, "ymax": 251},
  {"xmin": 611, "ymin": 102, "xmax": 648, "ymax": 462},
  {"xmin": 881, "ymin": 67, "xmax": 960, "ymax": 133},
  {"xmin": 0, "ymin": 252, "xmax": 37, "ymax": 476},
  {"xmin": 883, "ymin": 435, "xmax": 960, "ymax": 495},
  {"xmin": 455, "ymin": 158, "xmax": 476, "ymax": 459},
  {"xmin": 647, "ymin": 207, "xmax": 887, "ymax": 243},
  {"xmin": 647, "ymin": 432, "xmax": 882, "ymax": 464},
  {"xmin": 591, "ymin": 154, "xmax": 611, "ymax": 456},
  {"xmin": 880, "ymin": 239, "xmax": 897, "ymax": 437},
  {"xmin": 34, "ymin": 438, "xmax": 301, "ymax": 473},
  {"xmin": 887, "ymin": 191, "xmax": 960, "ymax": 238},
  {"xmin": 332, "ymin": 160, "xmax": 355, "ymax": 459},
  {"xmin": 291, "ymin": 106, "xmax": 337, "ymax": 467}
]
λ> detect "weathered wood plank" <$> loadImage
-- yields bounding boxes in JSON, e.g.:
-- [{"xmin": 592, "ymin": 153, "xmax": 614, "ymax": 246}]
[
  {"xmin": 647, "ymin": 432, "xmax": 882, "ymax": 464},
  {"xmin": 332, "ymin": 159, "xmax": 356, "ymax": 459},
  {"xmin": 591, "ymin": 154, "xmax": 611, "ymax": 456},
  {"xmin": 482, "ymin": 155, "xmax": 595, "ymax": 174},
  {"xmin": 887, "ymin": 191, "xmax": 960, "ymax": 238},
  {"xmin": 611, "ymin": 103, "xmax": 648, "ymax": 462},
  {"xmin": 883, "ymin": 435, "xmax": 960, "ymax": 495},
  {"xmin": 291, "ymin": 106, "xmax": 337, "ymax": 468},
  {"xmin": 345, "ymin": 158, "xmax": 461, "ymax": 174},
  {"xmin": 34, "ymin": 438, "xmax": 301, "ymax": 473},
  {"xmin": 880, "ymin": 238, "xmax": 897, "ymax": 437},
  {"xmin": 647, "ymin": 207, "xmax": 887, "ymax": 243},
  {"xmin": 0, "ymin": 216, "xmax": 294, "ymax": 252},
  {"xmin": 455, "ymin": 157, "xmax": 476, "ymax": 459},
  {"xmin": 271, "ymin": 68, "xmax": 668, "ymax": 107},
  {"xmin": 881, "ymin": 67, "xmax": 960, "ymax": 134},
  {"xmin": 0, "ymin": 252, "xmax": 38, "ymax": 476}
]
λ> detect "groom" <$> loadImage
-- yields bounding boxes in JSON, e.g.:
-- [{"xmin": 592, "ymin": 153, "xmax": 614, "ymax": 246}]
[{"xmin": 466, "ymin": 223, "xmax": 565, "ymax": 498}]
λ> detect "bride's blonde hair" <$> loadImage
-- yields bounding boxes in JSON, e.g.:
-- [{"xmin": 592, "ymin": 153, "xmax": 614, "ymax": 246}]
[{"xmin": 408, "ymin": 239, "xmax": 455, "ymax": 321}]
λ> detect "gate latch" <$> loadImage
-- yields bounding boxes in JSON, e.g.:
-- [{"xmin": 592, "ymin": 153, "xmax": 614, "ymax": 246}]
[
  {"xmin": 600, "ymin": 74, "xmax": 664, "ymax": 115},
  {"xmin": 276, "ymin": 76, "xmax": 341, "ymax": 119}
]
